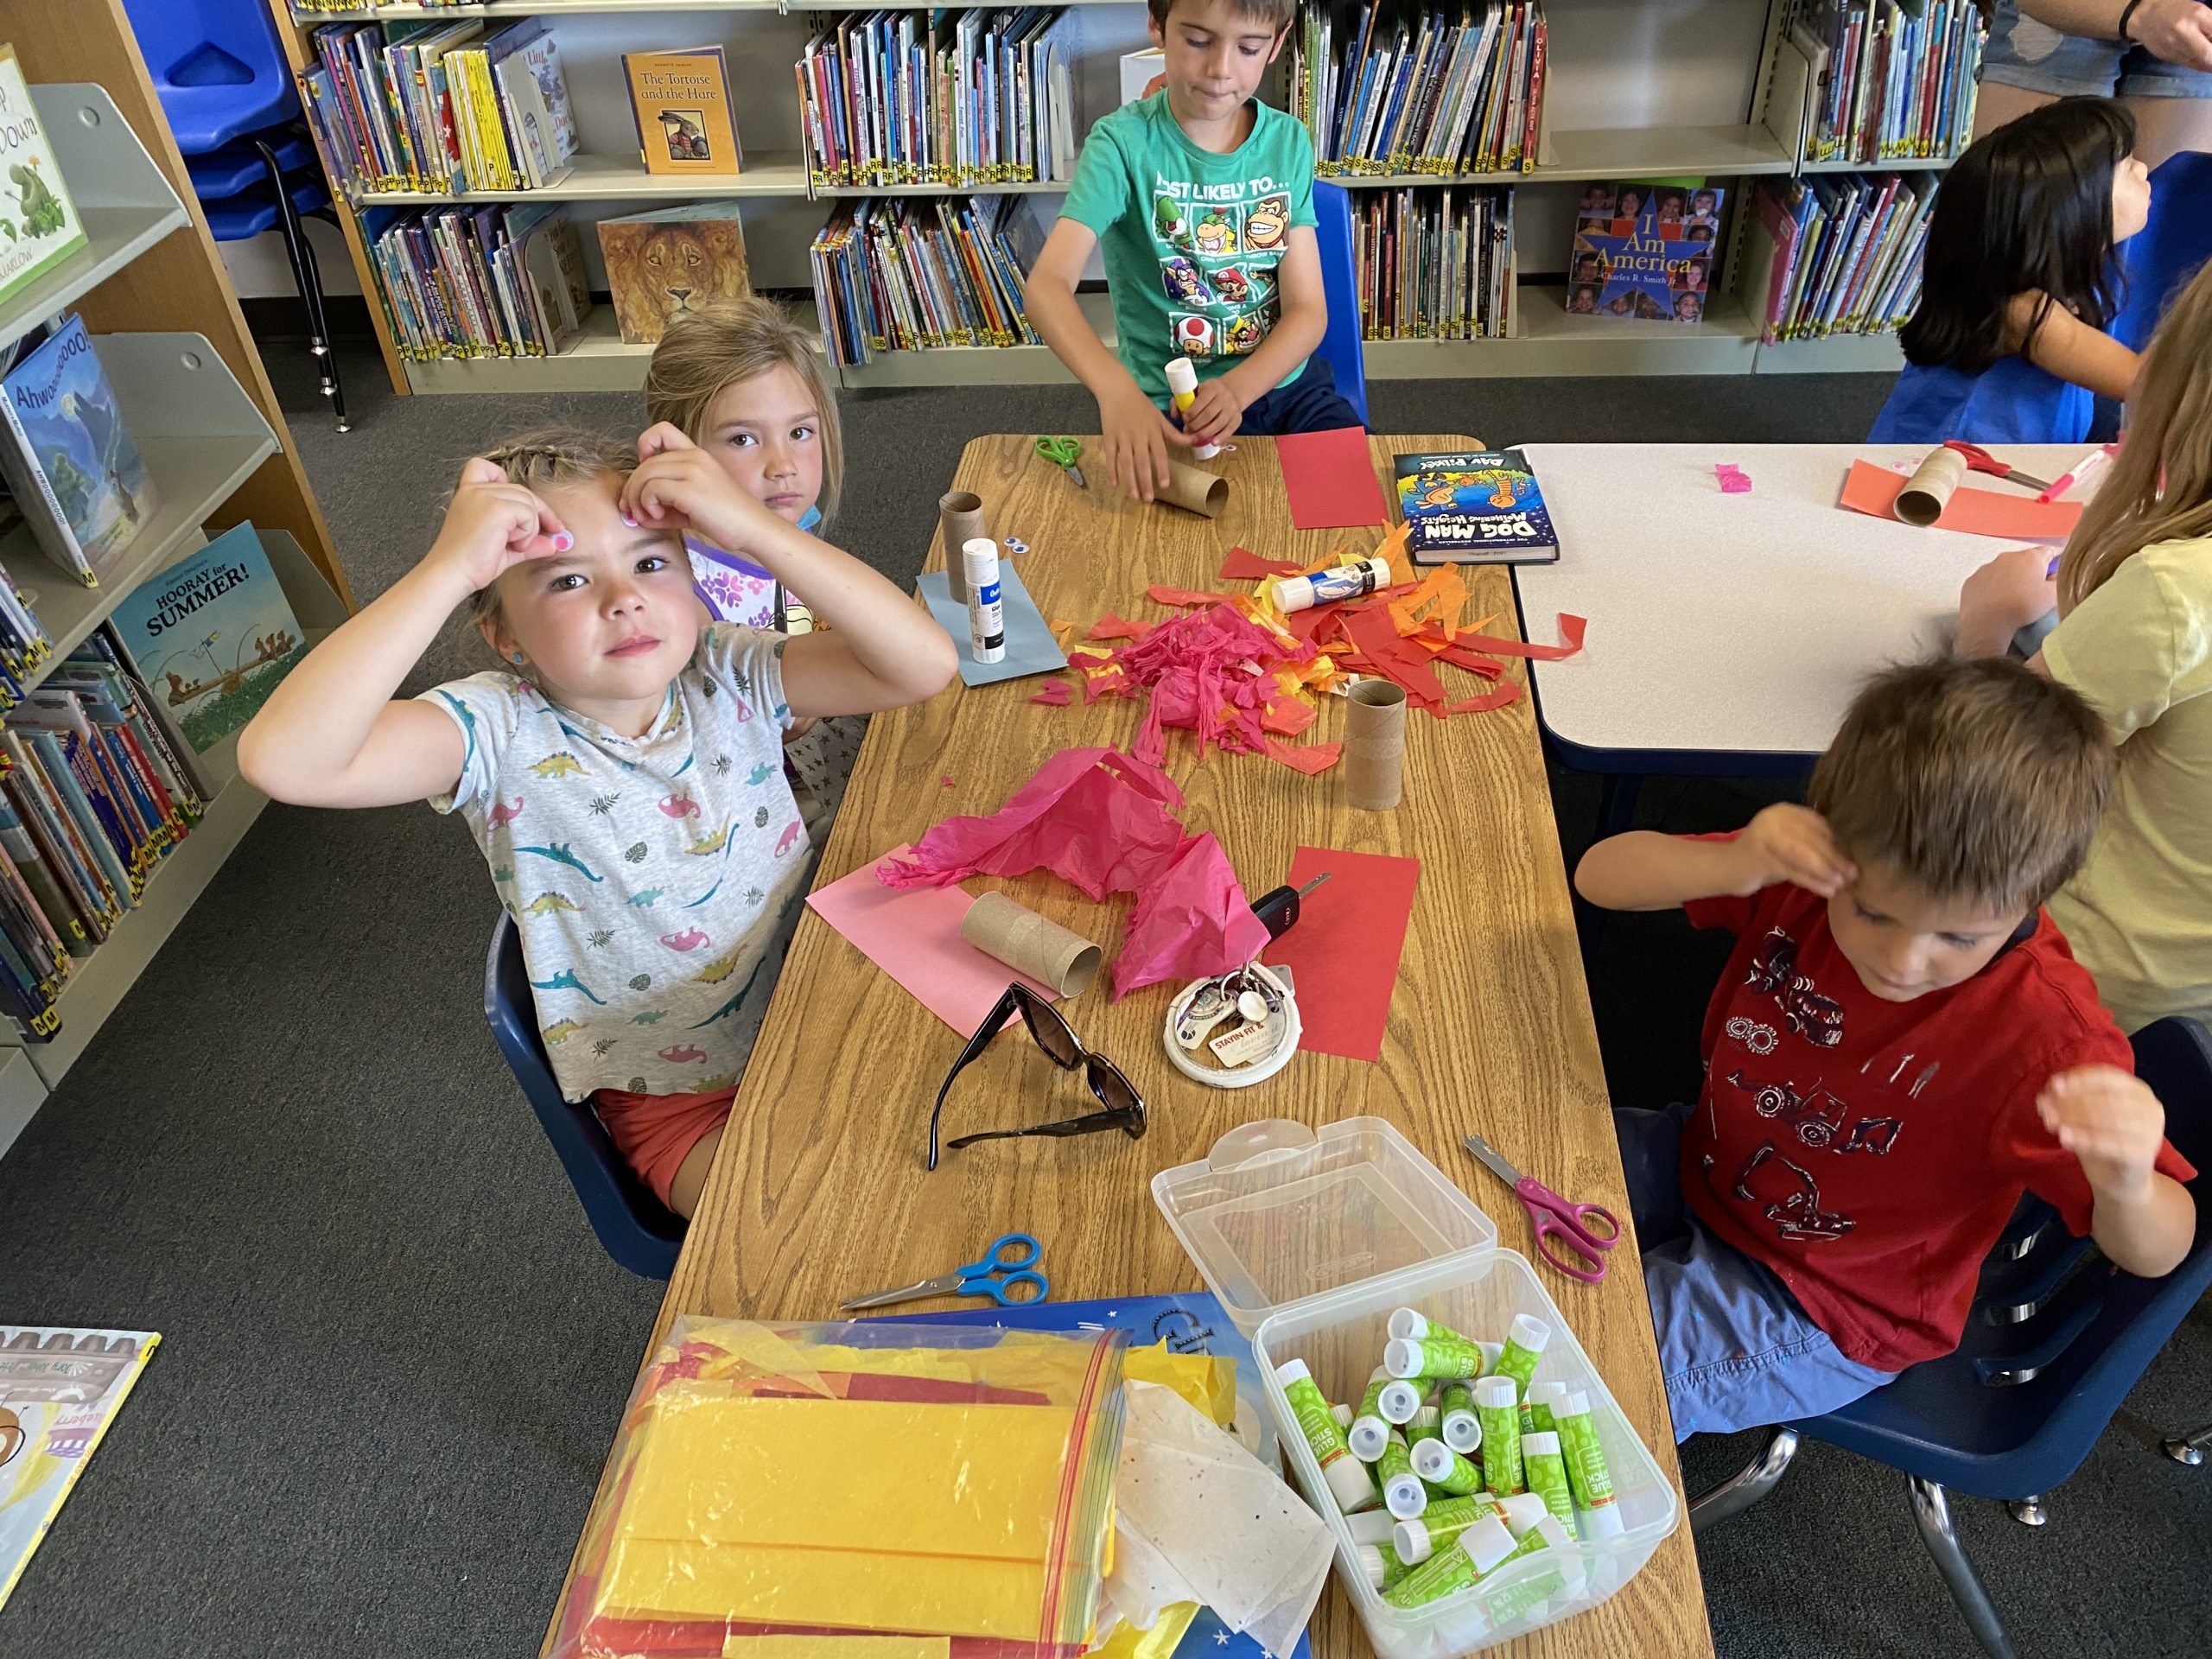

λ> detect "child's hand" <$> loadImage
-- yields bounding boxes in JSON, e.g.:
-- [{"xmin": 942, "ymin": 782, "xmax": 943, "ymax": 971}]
[
  {"xmin": 1957, "ymin": 546, "xmax": 2057, "ymax": 658},
  {"xmin": 1098, "ymin": 379, "xmax": 1192, "ymax": 502},
  {"xmin": 1180, "ymin": 376, "xmax": 1246, "ymax": 446},
  {"xmin": 622, "ymin": 423, "xmax": 776, "ymax": 549},
  {"xmin": 2039, "ymin": 1066, "xmax": 2167, "ymax": 1201},
  {"xmin": 1733, "ymin": 804, "xmax": 1857, "ymax": 897},
  {"xmin": 425, "ymin": 457, "xmax": 572, "ymax": 595}
]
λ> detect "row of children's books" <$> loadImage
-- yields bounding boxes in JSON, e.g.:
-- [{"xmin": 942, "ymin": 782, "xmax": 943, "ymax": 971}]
[
  {"xmin": 809, "ymin": 195, "xmax": 1040, "ymax": 365},
  {"xmin": 359, "ymin": 201, "xmax": 592, "ymax": 361},
  {"xmin": 1353, "ymin": 186, "xmax": 1514, "ymax": 340},
  {"xmin": 1793, "ymin": 0, "xmax": 1985, "ymax": 165},
  {"xmin": 302, "ymin": 19, "xmax": 578, "ymax": 195},
  {"xmin": 797, "ymin": 9, "xmax": 1083, "ymax": 190},
  {"xmin": 1751, "ymin": 171, "xmax": 1931, "ymax": 342},
  {"xmin": 1291, "ymin": 1, "xmax": 1548, "ymax": 178}
]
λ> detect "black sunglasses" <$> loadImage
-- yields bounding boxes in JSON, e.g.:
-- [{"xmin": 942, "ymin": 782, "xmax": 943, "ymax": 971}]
[{"xmin": 927, "ymin": 982, "xmax": 1147, "ymax": 1170}]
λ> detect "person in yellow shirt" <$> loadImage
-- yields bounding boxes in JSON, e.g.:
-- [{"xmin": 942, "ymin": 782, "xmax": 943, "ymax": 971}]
[{"xmin": 1956, "ymin": 258, "xmax": 2212, "ymax": 1032}]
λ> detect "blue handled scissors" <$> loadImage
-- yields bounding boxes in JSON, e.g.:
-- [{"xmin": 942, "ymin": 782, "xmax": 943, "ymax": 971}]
[
  {"xmin": 1034, "ymin": 435, "xmax": 1087, "ymax": 490},
  {"xmin": 841, "ymin": 1232, "xmax": 1050, "ymax": 1309}
]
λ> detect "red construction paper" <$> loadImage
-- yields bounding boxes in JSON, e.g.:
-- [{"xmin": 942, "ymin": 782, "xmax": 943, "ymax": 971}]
[
  {"xmin": 1263, "ymin": 697, "xmax": 1317, "ymax": 736},
  {"xmin": 1088, "ymin": 613, "xmax": 1151, "ymax": 640},
  {"xmin": 1840, "ymin": 460, "xmax": 2083, "ymax": 540},
  {"xmin": 1268, "ymin": 739, "xmax": 1342, "ymax": 774},
  {"xmin": 1453, "ymin": 613, "xmax": 1587, "ymax": 661},
  {"xmin": 1116, "ymin": 832, "xmax": 1272, "ymax": 998},
  {"xmin": 1147, "ymin": 584, "xmax": 1230, "ymax": 607},
  {"xmin": 1278, "ymin": 428, "xmax": 1391, "ymax": 529},
  {"xmin": 1263, "ymin": 847, "xmax": 1421, "ymax": 1062},
  {"xmin": 1220, "ymin": 546, "xmax": 1304, "ymax": 581},
  {"xmin": 1439, "ymin": 682, "xmax": 1522, "ymax": 715},
  {"xmin": 1029, "ymin": 680, "xmax": 1072, "ymax": 706}
]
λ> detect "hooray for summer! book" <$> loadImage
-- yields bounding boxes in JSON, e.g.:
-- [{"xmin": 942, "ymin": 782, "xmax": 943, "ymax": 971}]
[{"xmin": 1395, "ymin": 448, "xmax": 1560, "ymax": 565}]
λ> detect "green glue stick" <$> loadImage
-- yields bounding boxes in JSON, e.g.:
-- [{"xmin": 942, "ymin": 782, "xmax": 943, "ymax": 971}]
[
  {"xmin": 1408, "ymin": 1404, "xmax": 1445, "ymax": 1453},
  {"xmin": 1355, "ymin": 1540, "xmax": 1414, "ymax": 1589},
  {"xmin": 1388, "ymin": 1306, "xmax": 1475, "ymax": 1344},
  {"xmin": 1347, "ymin": 1365, "xmax": 1395, "ymax": 1462},
  {"xmin": 1383, "ymin": 1333, "xmax": 1486, "ymax": 1381},
  {"xmin": 1496, "ymin": 1313, "xmax": 1551, "ymax": 1429},
  {"xmin": 1378, "ymin": 1427, "xmax": 1427, "ymax": 1519},
  {"xmin": 1440, "ymin": 1381, "xmax": 1481, "ymax": 1453},
  {"xmin": 1389, "ymin": 1491, "xmax": 1500, "ymax": 1565},
  {"xmin": 1555, "ymin": 1388, "xmax": 1624, "ymax": 1539},
  {"xmin": 1381, "ymin": 1513, "xmax": 1516, "ymax": 1609},
  {"xmin": 1376, "ymin": 1375, "xmax": 1426, "ymax": 1425},
  {"xmin": 1476, "ymin": 1375, "xmax": 1525, "ymax": 1496},
  {"xmin": 1527, "ymin": 1378, "xmax": 1567, "ymax": 1435},
  {"xmin": 1522, "ymin": 1430, "xmax": 1576, "ymax": 1528},
  {"xmin": 1276, "ymin": 1357, "xmax": 1380, "ymax": 1515},
  {"xmin": 1410, "ymin": 1433, "xmax": 1484, "ymax": 1496}
]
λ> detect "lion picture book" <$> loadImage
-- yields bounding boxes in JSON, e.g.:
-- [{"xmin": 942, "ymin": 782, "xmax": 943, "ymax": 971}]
[
  {"xmin": 622, "ymin": 47, "xmax": 742, "ymax": 176},
  {"xmin": 595, "ymin": 204, "xmax": 751, "ymax": 344}
]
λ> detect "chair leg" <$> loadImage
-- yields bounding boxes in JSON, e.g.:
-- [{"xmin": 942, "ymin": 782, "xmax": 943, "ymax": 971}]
[
  {"xmin": 254, "ymin": 138, "xmax": 350, "ymax": 432},
  {"xmin": 1688, "ymin": 1427, "xmax": 1799, "ymax": 1535},
  {"xmin": 2161, "ymin": 1420, "xmax": 2212, "ymax": 1465},
  {"xmin": 1908, "ymin": 1477, "xmax": 2018, "ymax": 1659},
  {"xmin": 2005, "ymin": 1495, "xmax": 2048, "ymax": 1527}
]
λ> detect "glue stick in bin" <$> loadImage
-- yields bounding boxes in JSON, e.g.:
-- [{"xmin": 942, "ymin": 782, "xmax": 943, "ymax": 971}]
[
  {"xmin": 1477, "ymin": 1375, "xmax": 1525, "ymax": 1495},
  {"xmin": 1554, "ymin": 1389, "xmax": 1624, "ymax": 1538},
  {"xmin": 962, "ymin": 537, "xmax": 1004, "ymax": 664},
  {"xmin": 1388, "ymin": 1307, "xmax": 1474, "ymax": 1344},
  {"xmin": 1275, "ymin": 1358, "xmax": 1378, "ymax": 1514},
  {"xmin": 1376, "ymin": 1375, "xmax": 1425, "ymax": 1424},
  {"xmin": 1391, "ymin": 1492, "xmax": 1501, "ymax": 1565},
  {"xmin": 1411, "ymin": 1434, "xmax": 1484, "ymax": 1497},
  {"xmin": 1496, "ymin": 1314, "xmax": 1550, "ymax": 1403},
  {"xmin": 1356, "ymin": 1541, "xmax": 1414, "ymax": 1590},
  {"xmin": 1348, "ymin": 1367, "xmax": 1395, "ymax": 1462},
  {"xmin": 1382, "ymin": 1513, "xmax": 1517, "ymax": 1610},
  {"xmin": 1496, "ymin": 1491, "xmax": 1549, "ymax": 1539},
  {"xmin": 1527, "ymin": 1378, "xmax": 1567, "ymax": 1435},
  {"xmin": 1384, "ymin": 1332, "xmax": 1484, "ymax": 1381},
  {"xmin": 1407, "ymin": 1404, "xmax": 1445, "ymax": 1453},
  {"xmin": 1378, "ymin": 1428, "xmax": 1427, "ymax": 1518},
  {"xmin": 1344, "ymin": 1509, "xmax": 1398, "ymax": 1548},
  {"xmin": 1272, "ymin": 556, "xmax": 1391, "ymax": 615},
  {"xmin": 1440, "ymin": 1381, "xmax": 1482, "ymax": 1453},
  {"xmin": 1162, "ymin": 357, "xmax": 1224, "ymax": 461},
  {"xmin": 1522, "ymin": 1431, "xmax": 1577, "ymax": 1528},
  {"xmin": 1332, "ymin": 1402, "xmax": 1354, "ymax": 1428}
]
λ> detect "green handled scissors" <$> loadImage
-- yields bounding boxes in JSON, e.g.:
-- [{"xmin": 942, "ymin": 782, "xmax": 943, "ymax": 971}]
[{"xmin": 1034, "ymin": 435, "xmax": 1087, "ymax": 490}]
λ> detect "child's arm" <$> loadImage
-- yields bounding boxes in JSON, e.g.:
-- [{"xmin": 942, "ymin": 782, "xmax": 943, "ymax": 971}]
[
  {"xmin": 2038, "ymin": 1066, "xmax": 2196, "ymax": 1278},
  {"xmin": 1573, "ymin": 804, "xmax": 1857, "ymax": 912},
  {"xmin": 2011, "ymin": 294, "xmax": 2142, "ymax": 404},
  {"xmin": 2012, "ymin": 0, "xmax": 2212, "ymax": 70},
  {"xmin": 1956, "ymin": 546, "xmax": 2059, "ymax": 660},
  {"xmin": 1022, "ymin": 218, "xmax": 1192, "ymax": 503},
  {"xmin": 623, "ymin": 426, "xmax": 957, "ymax": 715},
  {"xmin": 1179, "ymin": 226, "xmax": 1331, "ymax": 447},
  {"xmin": 237, "ymin": 460, "xmax": 569, "ymax": 808}
]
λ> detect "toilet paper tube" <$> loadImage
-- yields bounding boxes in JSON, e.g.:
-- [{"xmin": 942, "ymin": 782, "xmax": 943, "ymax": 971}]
[
  {"xmin": 1156, "ymin": 462, "xmax": 1230, "ymax": 518},
  {"xmin": 939, "ymin": 491, "xmax": 985, "ymax": 603},
  {"xmin": 960, "ymin": 892, "xmax": 1103, "ymax": 997},
  {"xmin": 1894, "ymin": 448, "xmax": 1966, "ymax": 526},
  {"xmin": 1344, "ymin": 680, "xmax": 1408, "ymax": 810}
]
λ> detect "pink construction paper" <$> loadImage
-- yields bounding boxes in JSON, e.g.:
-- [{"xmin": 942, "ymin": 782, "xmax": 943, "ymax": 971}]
[{"xmin": 805, "ymin": 846, "xmax": 1055, "ymax": 1033}]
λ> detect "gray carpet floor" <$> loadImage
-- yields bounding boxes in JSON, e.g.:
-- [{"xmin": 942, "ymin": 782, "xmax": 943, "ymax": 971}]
[{"xmin": 0, "ymin": 340, "xmax": 2206, "ymax": 1658}]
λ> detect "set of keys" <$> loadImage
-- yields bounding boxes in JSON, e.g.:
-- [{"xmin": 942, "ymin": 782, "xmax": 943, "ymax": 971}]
[{"xmin": 1169, "ymin": 872, "xmax": 1331, "ymax": 1058}]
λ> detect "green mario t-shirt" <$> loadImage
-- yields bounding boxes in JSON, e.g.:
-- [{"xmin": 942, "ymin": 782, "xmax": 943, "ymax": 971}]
[{"xmin": 1060, "ymin": 93, "xmax": 1318, "ymax": 407}]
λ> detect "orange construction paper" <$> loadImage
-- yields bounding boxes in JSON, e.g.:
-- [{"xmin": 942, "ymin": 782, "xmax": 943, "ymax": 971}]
[
  {"xmin": 1840, "ymin": 459, "xmax": 2083, "ymax": 540},
  {"xmin": 1440, "ymin": 682, "xmax": 1522, "ymax": 715},
  {"xmin": 1262, "ymin": 698, "xmax": 1317, "ymax": 736},
  {"xmin": 1088, "ymin": 613, "xmax": 1151, "ymax": 641},
  {"xmin": 1147, "ymin": 585, "xmax": 1230, "ymax": 607},
  {"xmin": 1455, "ymin": 613, "xmax": 1586, "ymax": 661},
  {"xmin": 1267, "ymin": 740, "xmax": 1342, "ymax": 774}
]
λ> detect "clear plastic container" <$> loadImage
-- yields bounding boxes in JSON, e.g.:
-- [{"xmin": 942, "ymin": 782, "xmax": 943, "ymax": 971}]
[{"xmin": 1152, "ymin": 1118, "xmax": 1680, "ymax": 1659}]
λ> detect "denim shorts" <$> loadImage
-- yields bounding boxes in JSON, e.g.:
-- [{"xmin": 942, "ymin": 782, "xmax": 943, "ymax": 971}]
[{"xmin": 1982, "ymin": 0, "xmax": 2212, "ymax": 98}]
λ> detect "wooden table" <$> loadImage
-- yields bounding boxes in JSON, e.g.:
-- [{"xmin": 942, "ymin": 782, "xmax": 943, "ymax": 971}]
[{"xmin": 543, "ymin": 435, "xmax": 1714, "ymax": 1659}]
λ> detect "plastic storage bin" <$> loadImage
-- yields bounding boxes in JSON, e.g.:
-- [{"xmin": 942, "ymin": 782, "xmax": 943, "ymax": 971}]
[{"xmin": 1153, "ymin": 1117, "xmax": 1681, "ymax": 1658}]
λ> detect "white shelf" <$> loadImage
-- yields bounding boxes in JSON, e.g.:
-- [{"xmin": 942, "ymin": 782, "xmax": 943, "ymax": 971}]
[
  {"xmin": 359, "ymin": 150, "xmax": 810, "ymax": 204},
  {"xmin": 1755, "ymin": 330, "xmax": 1906, "ymax": 373},
  {"xmin": 1363, "ymin": 286, "xmax": 1758, "ymax": 378},
  {"xmin": 1, "ymin": 86, "xmax": 190, "ymax": 360},
  {"xmin": 405, "ymin": 308, "xmax": 652, "ymax": 393},
  {"xmin": 1329, "ymin": 123, "xmax": 1796, "ymax": 190},
  {"xmin": 1799, "ymin": 154, "xmax": 1960, "ymax": 175},
  {"xmin": 816, "ymin": 178, "xmax": 1071, "ymax": 198},
  {"xmin": 299, "ymin": 0, "xmax": 1132, "ymax": 11}
]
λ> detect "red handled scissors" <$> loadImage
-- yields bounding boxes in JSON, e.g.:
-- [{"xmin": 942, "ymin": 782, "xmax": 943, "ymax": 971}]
[
  {"xmin": 1462, "ymin": 1132, "xmax": 1621, "ymax": 1284},
  {"xmin": 1943, "ymin": 442, "xmax": 2052, "ymax": 493}
]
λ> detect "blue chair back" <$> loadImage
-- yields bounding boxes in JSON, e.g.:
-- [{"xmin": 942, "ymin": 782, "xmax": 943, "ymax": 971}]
[
  {"xmin": 1310, "ymin": 180, "xmax": 1370, "ymax": 428},
  {"xmin": 1867, "ymin": 354, "xmax": 2094, "ymax": 448},
  {"xmin": 483, "ymin": 913, "xmax": 684, "ymax": 1280},
  {"xmin": 121, "ymin": 0, "xmax": 296, "ymax": 155},
  {"xmin": 2115, "ymin": 149, "xmax": 2212, "ymax": 352},
  {"xmin": 1796, "ymin": 1017, "xmax": 2212, "ymax": 1499}
]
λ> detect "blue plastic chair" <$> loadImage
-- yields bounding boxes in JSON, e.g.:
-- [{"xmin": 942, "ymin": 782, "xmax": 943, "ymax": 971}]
[
  {"xmin": 483, "ymin": 914, "xmax": 686, "ymax": 1280},
  {"xmin": 123, "ymin": 0, "xmax": 348, "ymax": 429},
  {"xmin": 1690, "ymin": 1016, "xmax": 2212, "ymax": 1659},
  {"xmin": 1310, "ymin": 180, "xmax": 1370, "ymax": 428},
  {"xmin": 2114, "ymin": 149, "xmax": 2212, "ymax": 352}
]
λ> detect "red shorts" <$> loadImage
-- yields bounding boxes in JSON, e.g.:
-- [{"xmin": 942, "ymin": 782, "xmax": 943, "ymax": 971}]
[{"xmin": 591, "ymin": 1084, "xmax": 735, "ymax": 1209}]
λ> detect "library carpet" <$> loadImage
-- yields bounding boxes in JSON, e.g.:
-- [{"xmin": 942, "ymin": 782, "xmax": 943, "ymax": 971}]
[{"xmin": 0, "ymin": 344, "xmax": 2206, "ymax": 1659}]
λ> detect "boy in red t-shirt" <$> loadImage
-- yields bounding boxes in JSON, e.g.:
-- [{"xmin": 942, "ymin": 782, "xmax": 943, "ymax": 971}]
[{"xmin": 1578, "ymin": 658, "xmax": 2197, "ymax": 1440}]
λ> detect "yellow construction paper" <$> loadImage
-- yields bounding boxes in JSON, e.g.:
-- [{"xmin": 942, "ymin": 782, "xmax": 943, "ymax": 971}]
[
  {"xmin": 1092, "ymin": 1602, "xmax": 1200, "ymax": 1659},
  {"xmin": 725, "ymin": 1637, "xmax": 950, "ymax": 1659},
  {"xmin": 601, "ymin": 1536, "xmax": 1045, "ymax": 1637},
  {"xmin": 1122, "ymin": 1344, "xmax": 1236, "ymax": 1428}
]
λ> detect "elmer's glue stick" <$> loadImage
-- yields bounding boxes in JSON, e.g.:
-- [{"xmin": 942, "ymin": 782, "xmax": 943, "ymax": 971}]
[
  {"xmin": 961, "ymin": 537, "xmax": 1004, "ymax": 664},
  {"xmin": 1163, "ymin": 357, "xmax": 1224, "ymax": 460},
  {"xmin": 1275, "ymin": 1358, "xmax": 1378, "ymax": 1514}
]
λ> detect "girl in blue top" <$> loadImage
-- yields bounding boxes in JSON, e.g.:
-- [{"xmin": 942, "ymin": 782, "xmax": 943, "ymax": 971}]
[{"xmin": 1871, "ymin": 99, "xmax": 2152, "ymax": 445}]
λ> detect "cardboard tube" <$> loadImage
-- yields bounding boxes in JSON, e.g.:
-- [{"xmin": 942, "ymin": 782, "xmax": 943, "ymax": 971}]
[
  {"xmin": 1894, "ymin": 448, "xmax": 1966, "ymax": 526},
  {"xmin": 1344, "ymin": 680, "xmax": 1407, "ymax": 810},
  {"xmin": 938, "ymin": 491, "xmax": 985, "ymax": 603},
  {"xmin": 1155, "ymin": 461, "xmax": 1230, "ymax": 518},
  {"xmin": 961, "ymin": 892, "xmax": 1103, "ymax": 997}
]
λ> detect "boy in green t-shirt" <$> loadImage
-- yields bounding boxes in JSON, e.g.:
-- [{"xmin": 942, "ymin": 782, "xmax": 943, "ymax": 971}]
[{"xmin": 1024, "ymin": 0, "xmax": 1359, "ymax": 501}]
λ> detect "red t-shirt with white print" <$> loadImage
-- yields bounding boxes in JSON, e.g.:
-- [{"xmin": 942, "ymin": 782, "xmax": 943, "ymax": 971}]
[{"xmin": 1681, "ymin": 858, "xmax": 2196, "ymax": 1372}]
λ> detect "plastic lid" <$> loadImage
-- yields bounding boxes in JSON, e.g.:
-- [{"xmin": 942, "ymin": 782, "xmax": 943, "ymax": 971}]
[
  {"xmin": 1377, "ymin": 1379, "xmax": 1424, "ymax": 1424},
  {"xmin": 1476, "ymin": 1376, "xmax": 1517, "ymax": 1408},
  {"xmin": 1411, "ymin": 1437, "xmax": 1454, "ymax": 1481},
  {"xmin": 1499, "ymin": 1491, "xmax": 1548, "ymax": 1536},
  {"xmin": 1150, "ymin": 1118, "xmax": 1498, "ymax": 1337},
  {"xmin": 1354, "ymin": 1542, "xmax": 1387, "ymax": 1588},
  {"xmin": 1462, "ymin": 1514, "xmax": 1516, "ymax": 1573},
  {"xmin": 1522, "ymin": 1430, "xmax": 1561, "ymax": 1456},
  {"xmin": 1442, "ymin": 1411, "xmax": 1482, "ymax": 1453},
  {"xmin": 1164, "ymin": 355, "xmax": 1198, "ymax": 392},
  {"xmin": 1347, "ymin": 1417, "xmax": 1389, "ymax": 1462},
  {"xmin": 1344, "ymin": 1509, "xmax": 1396, "ymax": 1547},
  {"xmin": 1394, "ymin": 1517, "xmax": 1433, "ymax": 1564},
  {"xmin": 1383, "ymin": 1471, "xmax": 1428, "ymax": 1519},
  {"xmin": 1509, "ymin": 1313, "xmax": 1551, "ymax": 1351},
  {"xmin": 1326, "ymin": 1453, "xmax": 1380, "ymax": 1514}
]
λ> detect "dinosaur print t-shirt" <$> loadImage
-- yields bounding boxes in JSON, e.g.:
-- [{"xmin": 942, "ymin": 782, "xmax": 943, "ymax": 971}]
[
  {"xmin": 1061, "ymin": 93, "xmax": 1317, "ymax": 406},
  {"xmin": 420, "ymin": 625, "xmax": 811, "ymax": 1102},
  {"xmin": 1681, "ymin": 846, "xmax": 2195, "ymax": 1371}
]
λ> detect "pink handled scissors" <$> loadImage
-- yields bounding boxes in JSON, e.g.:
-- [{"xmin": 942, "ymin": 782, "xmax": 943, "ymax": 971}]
[{"xmin": 1462, "ymin": 1132, "xmax": 1622, "ymax": 1284}]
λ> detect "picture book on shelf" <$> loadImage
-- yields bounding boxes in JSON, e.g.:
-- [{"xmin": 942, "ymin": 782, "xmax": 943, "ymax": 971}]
[
  {"xmin": 0, "ymin": 316, "xmax": 157, "ymax": 588},
  {"xmin": 1395, "ymin": 448, "xmax": 1559, "ymax": 565},
  {"xmin": 1565, "ymin": 180, "xmax": 1723, "ymax": 325},
  {"xmin": 623, "ymin": 48, "xmax": 741, "ymax": 176},
  {"xmin": 0, "ymin": 47, "xmax": 86, "ymax": 308},
  {"xmin": 108, "ymin": 524, "xmax": 305, "ymax": 755},
  {"xmin": 0, "ymin": 1327, "xmax": 159, "ymax": 1612},
  {"xmin": 597, "ymin": 203, "xmax": 751, "ymax": 345}
]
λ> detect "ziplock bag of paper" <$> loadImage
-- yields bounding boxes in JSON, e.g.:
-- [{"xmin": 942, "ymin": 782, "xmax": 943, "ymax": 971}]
[
  {"xmin": 1100, "ymin": 1379, "xmax": 1336, "ymax": 1657},
  {"xmin": 550, "ymin": 1316, "xmax": 1128, "ymax": 1658}
]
